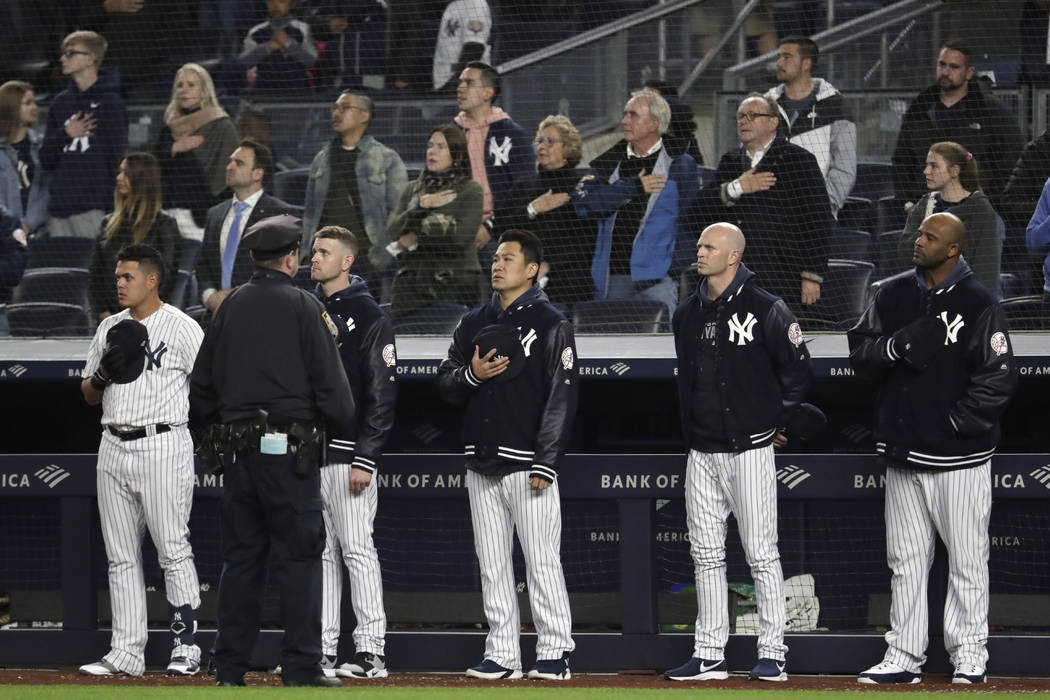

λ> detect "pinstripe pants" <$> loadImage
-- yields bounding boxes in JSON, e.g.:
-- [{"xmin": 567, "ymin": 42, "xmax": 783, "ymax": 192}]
[
  {"xmin": 685, "ymin": 447, "xmax": 787, "ymax": 661},
  {"xmin": 320, "ymin": 463, "xmax": 386, "ymax": 657},
  {"xmin": 96, "ymin": 427, "xmax": 200, "ymax": 675},
  {"xmin": 466, "ymin": 469, "xmax": 575, "ymax": 669},
  {"xmin": 883, "ymin": 462, "xmax": 991, "ymax": 672}
]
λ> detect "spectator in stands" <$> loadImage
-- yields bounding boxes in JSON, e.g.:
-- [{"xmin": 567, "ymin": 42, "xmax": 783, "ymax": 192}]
[
  {"xmin": 574, "ymin": 89, "xmax": 699, "ymax": 319},
  {"xmin": 235, "ymin": 108, "xmax": 277, "ymax": 180},
  {"xmin": 504, "ymin": 115, "xmax": 596, "ymax": 304},
  {"xmin": 691, "ymin": 93, "xmax": 831, "ymax": 311},
  {"xmin": 388, "ymin": 0, "xmax": 447, "ymax": 92},
  {"xmin": 0, "ymin": 81, "xmax": 48, "ymax": 236},
  {"xmin": 999, "ymin": 127, "xmax": 1050, "ymax": 293},
  {"xmin": 154, "ymin": 64, "xmax": 240, "ymax": 231},
  {"xmin": 0, "ymin": 212, "xmax": 28, "ymax": 335},
  {"xmin": 590, "ymin": 80, "xmax": 704, "ymax": 169},
  {"xmin": 240, "ymin": 0, "xmax": 318, "ymax": 96},
  {"xmin": 198, "ymin": 140, "xmax": 293, "ymax": 312},
  {"xmin": 454, "ymin": 62, "xmax": 534, "ymax": 252},
  {"xmin": 892, "ymin": 40, "xmax": 1024, "ymax": 208},
  {"xmin": 41, "ymin": 31, "xmax": 128, "ymax": 239},
  {"xmin": 306, "ymin": 1, "xmax": 388, "ymax": 92},
  {"xmin": 897, "ymin": 142, "xmax": 1001, "ymax": 296},
  {"xmin": 1025, "ymin": 178, "xmax": 1050, "ymax": 314},
  {"xmin": 90, "ymin": 152, "xmax": 178, "ymax": 320},
  {"xmin": 433, "ymin": 0, "xmax": 491, "ymax": 92},
  {"xmin": 1020, "ymin": 0, "xmax": 1050, "ymax": 87},
  {"xmin": 387, "ymin": 124, "xmax": 483, "ymax": 319},
  {"xmin": 301, "ymin": 91, "xmax": 408, "ymax": 296},
  {"xmin": 765, "ymin": 36, "xmax": 856, "ymax": 220}
]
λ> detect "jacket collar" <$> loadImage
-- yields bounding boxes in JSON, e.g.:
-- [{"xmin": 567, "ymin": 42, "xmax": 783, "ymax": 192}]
[
  {"xmin": 313, "ymin": 274, "xmax": 370, "ymax": 304},
  {"xmin": 697, "ymin": 263, "xmax": 755, "ymax": 306},
  {"xmin": 912, "ymin": 255, "xmax": 973, "ymax": 292},
  {"xmin": 487, "ymin": 284, "xmax": 549, "ymax": 321}
]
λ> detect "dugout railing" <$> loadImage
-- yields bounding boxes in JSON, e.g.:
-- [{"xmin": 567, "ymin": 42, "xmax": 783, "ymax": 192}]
[{"xmin": 1, "ymin": 452, "xmax": 1048, "ymax": 676}]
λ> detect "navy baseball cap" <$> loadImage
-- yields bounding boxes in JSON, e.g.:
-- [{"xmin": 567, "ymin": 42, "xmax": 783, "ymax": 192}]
[
  {"xmin": 784, "ymin": 402, "xmax": 827, "ymax": 442},
  {"xmin": 471, "ymin": 323, "xmax": 525, "ymax": 383},
  {"xmin": 242, "ymin": 214, "xmax": 302, "ymax": 258},
  {"xmin": 105, "ymin": 318, "xmax": 148, "ymax": 384}
]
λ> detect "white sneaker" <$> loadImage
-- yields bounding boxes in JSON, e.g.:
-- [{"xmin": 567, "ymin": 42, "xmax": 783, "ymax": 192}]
[
  {"xmin": 858, "ymin": 660, "xmax": 921, "ymax": 684},
  {"xmin": 952, "ymin": 662, "xmax": 986, "ymax": 684},
  {"xmin": 336, "ymin": 651, "xmax": 388, "ymax": 679},
  {"xmin": 79, "ymin": 659, "xmax": 124, "ymax": 676}
]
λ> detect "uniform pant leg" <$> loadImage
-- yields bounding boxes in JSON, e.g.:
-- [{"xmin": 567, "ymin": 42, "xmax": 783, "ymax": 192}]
[
  {"xmin": 724, "ymin": 446, "xmax": 787, "ymax": 661},
  {"xmin": 928, "ymin": 462, "xmax": 991, "ymax": 669},
  {"xmin": 97, "ymin": 434, "xmax": 148, "ymax": 676},
  {"xmin": 883, "ymin": 466, "xmax": 935, "ymax": 671},
  {"xmin": 685, "ymin": 449, "xmax": 732, "ymax": 660},
  {"xmin": 466, "ymin": 469, "xmax": 520, "ymax": 669},
  {"xmin": 320, "ymin": 465, "xmax": 345, "ymax": 658},
  {"xmin": 138, "ymin": 428, "xmax": 201, "ymax": 610},
  {"xmin": 214, "ymin": 455, "xmax": 270, "ymax": 682},
  {"xmin": 507, "ymin": 472, "xmax": 574, "ymax": 661}
]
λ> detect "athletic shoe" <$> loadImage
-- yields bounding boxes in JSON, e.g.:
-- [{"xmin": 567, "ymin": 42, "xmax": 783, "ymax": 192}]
[
  {"xmin": 319, "ymin": 654, "xmax": 337, "ymax": 678},
  {"xmin": 337, "ymin": 651, "xmax": 389, "ymax": 679},
  {"xmin": 858, "ymin": 660, "xmax": 921, "ymax": 684},
  {"xmin": 215, "ymin": 679, "xmax": 245, "ymax": 687},
  {"xmin": 952, "ymin": 663, "xmax": 986, "ymax": 684},
  {"xmin": 166, "ymin": 656, "xmax": 200, "ymax": 676},
  {"xmin": 283, "ymin": 674, "xmax": 342, "ymax": 687},
  {"xmin": 749, "ymin": 657, "xmax": 788, "ymax": 682},
  {"xmin": 79, "ymin": 659, "xmax": 124, "ymax": 676},
  {"xmin": 528, "ymin": 653, "xmax": 571, "ymax": 680},
  {"xmin": 465, "ymin": 659, "xmax": 524, "ymax": 679},
  {"xmin": 664, "ymin": 657, "xmax": 729, "ymax": 681}
]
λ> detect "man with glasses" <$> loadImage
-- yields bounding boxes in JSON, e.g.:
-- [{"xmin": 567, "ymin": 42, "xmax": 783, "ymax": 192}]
[
  {"xmin": 302, "ymin": 91, "xmax": 407, "ymax": 298},
  {"xmin": 691, "ymin": 93, "xmax": 831, "ymax": 311},
  {"xmin": 41, "ymin": 31, "xmax": 127, "ymax": 239}
]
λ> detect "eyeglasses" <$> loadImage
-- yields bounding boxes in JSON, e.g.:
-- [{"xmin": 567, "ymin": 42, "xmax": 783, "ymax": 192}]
[
  {"xmin": 61, "ymin": 49, "xmax": 91, "ymax": 59},
  {"xmin": 736, "ymin": 111, "xmax": 777, "ymax": 123},
  {"xmin": 533, "ymin": 137, "xmax": 562, "ymax": 147}
]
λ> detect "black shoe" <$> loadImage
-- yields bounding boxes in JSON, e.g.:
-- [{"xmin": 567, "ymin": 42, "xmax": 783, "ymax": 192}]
[
  {"xmin": 283, "ymin": 674, "xmax": 343, "ymax": 687},
  {"xmin": 215, "ymin": 679, "xmax": 245, "ymax": 686}
]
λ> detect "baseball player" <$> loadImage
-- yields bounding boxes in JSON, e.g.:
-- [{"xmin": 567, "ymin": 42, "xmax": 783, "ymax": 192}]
[
  {"xmin": 666, "ymin": 223, "xmax": 814, "ymax": 683},
  {"xmin": 437, "ymin": 229, "xmax": 577, "ymax": 681},
  {"xmin": 849, "ymin": 212, "xmax": 1017, "ymax": 685},
  {"xmin": 310, "ymin": 226, "xmax": 396, "ymax": 678},
  {"xmin": 78, "ymin": 244, "xmax": 203, "ymax": 677}
]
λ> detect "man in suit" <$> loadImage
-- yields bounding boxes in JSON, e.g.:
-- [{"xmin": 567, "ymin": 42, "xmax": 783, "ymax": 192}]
[{"xmin": 199, "ymin": 139, "xmax": 292, "ymax": 312}]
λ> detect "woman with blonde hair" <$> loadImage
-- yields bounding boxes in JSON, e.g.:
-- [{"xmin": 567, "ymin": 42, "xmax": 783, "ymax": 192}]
[
  {"xmin": 90, "ymin": 152, "xmax": 178, "ymax": 319},
  {"xmin": 154, "ymin": 63, "xmax": 239, "ymax": 227},
  {"xmin": 898, "ymin": 140, "xmax": 1002, "ymax": 294},
  {"xmin": 505, "ymin": 114, "xmax": 596, "ymax": 303},
  {"xmin": 0, "ymin": 81, "xmax": 48, "ymax": 234}
]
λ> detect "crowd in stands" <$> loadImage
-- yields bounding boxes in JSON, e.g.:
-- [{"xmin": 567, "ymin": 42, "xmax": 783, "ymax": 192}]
[{"xmin": 4, "ymin": 16, "xmax": 1050, "ymax": 335}]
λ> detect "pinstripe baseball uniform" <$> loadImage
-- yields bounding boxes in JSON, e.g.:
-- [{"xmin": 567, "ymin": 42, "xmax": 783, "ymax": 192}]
[{"xmin": 82, "ymin": 304, "xmax": 204, "ymax": 676}]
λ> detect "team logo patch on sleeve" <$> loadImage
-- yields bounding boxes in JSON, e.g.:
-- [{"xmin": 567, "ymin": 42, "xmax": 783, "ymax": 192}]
[
  {"xmin": 990, "ymin": 331, "xmax": 1008, "ymax": 356},
  {"xmin": 788, "ymin": 322, "xmax": 804, "ymax": 347},
  {"xmin": 321, "ymin": 311, "xmax": 339, "ymax": 340},
  {"xmin": 382, "ymin": 343, "xmax": 397, "ymax": 367},
  {"xmin": 561, "ymin": 347, "xmax": 574, "ymax": 370}
]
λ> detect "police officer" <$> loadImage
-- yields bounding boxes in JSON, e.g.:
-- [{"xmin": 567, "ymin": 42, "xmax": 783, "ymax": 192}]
[{"xmin": 190, "ymin": 214, "xmax": 356, "ymax": 688}]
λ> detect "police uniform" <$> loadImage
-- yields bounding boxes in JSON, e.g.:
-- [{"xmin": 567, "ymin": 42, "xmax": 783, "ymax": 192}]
[{"xmin": 190, "ymin": 215, "xmax": 356, "ymax": 687}]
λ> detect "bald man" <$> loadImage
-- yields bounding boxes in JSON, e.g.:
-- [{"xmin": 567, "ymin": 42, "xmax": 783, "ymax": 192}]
[
  {"xmin": 666, "ymin": 223, "xmax": 814, "ymax": 683},
  {"xmin": 848, "ymin": 212, "xmax": 1017, "ymax": 685}
]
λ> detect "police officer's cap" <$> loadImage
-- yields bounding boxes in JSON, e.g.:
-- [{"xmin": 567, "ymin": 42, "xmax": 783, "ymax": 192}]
[
  {"xmin": 242, "ymin": 214, "xmax": 303, "ymax": 258},
  {"xmin": 471, "ymin": 323, "xmax": 525, "ymax": 383},
  {"xmin": 105, "ymin": 318, "xmax": 149, "ymax": 384}
]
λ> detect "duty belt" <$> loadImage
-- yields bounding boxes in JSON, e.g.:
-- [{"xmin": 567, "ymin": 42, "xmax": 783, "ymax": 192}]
[{"xmin": 108, "ymin": 424, "xmax": 171, "ymax": 441}]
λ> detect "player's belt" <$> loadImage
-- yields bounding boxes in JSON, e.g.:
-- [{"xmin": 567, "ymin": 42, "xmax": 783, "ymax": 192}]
[{"xmin": 107, "ymin": 424, "xmax": 172, "ymax": 441}]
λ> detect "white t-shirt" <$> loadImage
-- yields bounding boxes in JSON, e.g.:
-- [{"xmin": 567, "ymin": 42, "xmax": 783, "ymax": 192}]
[
  {"xmin": 83, "ymin": 304, "xmax": 204, "ymax": 427},
  {"xmin": 433, "ymin": 0, "xmax": 492, "ymax": 90}
]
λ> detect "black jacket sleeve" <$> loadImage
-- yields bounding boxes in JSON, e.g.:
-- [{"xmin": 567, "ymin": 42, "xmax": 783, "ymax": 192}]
[
  {"xmin": 764, "ymin": 299, "xmax": 813, "ymax": 422},
  {"xmin": 437, "ymin": 319, "xmax": 483, "ymax": 405},
  {"xmin": 529, "ymin": 320, "xmax": 579, "ymax": 481},
  {"xmin": 198, "ymin": 203, "xmax": 225, "ymax": 295},
  {"xmin": 303, "ymin": 295, "xmax": 357, "ymax": 436},
  {"xmin": 350, "ymin": 313, "xmax": 398, "ymax": 473},
  {"xmin": 847, "ymin": 292, "xmax": 898, "ymax": 380},
  {"xmin": 950, "ymin": 303, "xmax": 1017, "ymax": 435}
]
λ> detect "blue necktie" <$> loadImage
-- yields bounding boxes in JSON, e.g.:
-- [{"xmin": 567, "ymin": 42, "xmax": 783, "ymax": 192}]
[{"xmin": 221, "ymin": 201, "xmax": 250, "ymax": 289}]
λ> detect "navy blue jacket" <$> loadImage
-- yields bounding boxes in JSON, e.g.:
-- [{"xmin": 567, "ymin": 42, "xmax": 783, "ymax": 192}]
[
  {"xmin": 455, "ymin": 114, "xmax": 534, "ymax": 228},
  {"xmin": 313, "ymin": 276, "xmax": 397, "ymax": 473},
  {"xmin": 848, "ymin": 260, "xmax": 1017, "ymax": 470},
  {"xmin": 437, "ymin": 285, "xmax": 577, "ymax": 482},
  {"xmin": 40, "ymin": 70, "xmax": 128, "ymax": 217},
  {"xmin": 673, "ymin": 264, "xmax": 813, "ymax": 451}
]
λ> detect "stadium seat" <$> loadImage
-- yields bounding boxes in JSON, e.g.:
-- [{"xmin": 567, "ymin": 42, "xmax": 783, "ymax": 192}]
[
  {"xmin": 572, "ymin": 299, "xmax": 665, "ymax": 334},
  {"xmin": 828, "ymin": 229, "xmax": 872, "ymax": 263},
  {"xmin": 272, "ymin": 167, "xmax": 311, "ymax": 208},
  {"xmin": 875, "ymin": 229, "xmax": 908, "ymax": 278},
  {"xmin": 393, "ymin": 301, "xmax": 469, "ymax": 335},
  {"xmin": 837, "ymin": 196, "xmax": 876, "ymax": 234},
  {"xmin": 26, "ymin": 236, "xmax": 96, "ymax": 270},
  {"xmin": 852, "ymin": 161, "xmax": 895, "ymax": 202},
  {"xmin": 797, "ymin": 259, "xmax": 874, "ymax": 330},
  {"xmin": 876, "ymin": 196, "xmax": 906, "ymax": 234},
  {"xmin": 1000, "ymin": 295, "xmax": 1048, "ymax": 331},
  {"xmin": 5, "ymin": 267, "xmax": 91, "ymax": 337}
]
